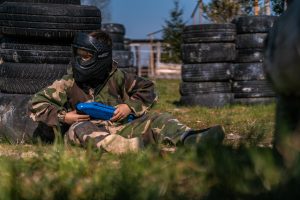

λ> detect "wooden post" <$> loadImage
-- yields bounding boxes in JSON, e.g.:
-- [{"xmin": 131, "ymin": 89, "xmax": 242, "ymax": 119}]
[
  {"xmin": 149, "ymin": 35, "xmax": 154, "ymax": 78},
  {"xmin": 254, "ymin": 0, "xmax": 260, "ymax": 15},
  {"xmin": 199, "ymin": 0, "xmax": 202, "ymax": 24}
]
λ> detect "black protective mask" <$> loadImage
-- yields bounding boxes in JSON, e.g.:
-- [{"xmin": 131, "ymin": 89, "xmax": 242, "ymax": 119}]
[{"xmin": 71, "ymin": 32, "xmax": 112, "ymax": 87}]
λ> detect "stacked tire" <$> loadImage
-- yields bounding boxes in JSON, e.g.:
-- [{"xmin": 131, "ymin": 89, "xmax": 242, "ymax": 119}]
[
  {"xmin": 233, "ymin": 16, "xmax": 277, "ymax": 104},
  {"xmin": 0, "ymin": 1, "xmax": 101, "ymax": 143},
  {"xmin": 180, "ymin": 24, "xmax": 236, "ymax": 107},
  {"xmin": 102, "ymin": 23, "xmax": 135, "ymax": 74}
]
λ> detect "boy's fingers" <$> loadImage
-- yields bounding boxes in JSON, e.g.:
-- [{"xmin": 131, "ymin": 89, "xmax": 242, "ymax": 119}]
[
  {"xmin": 114, "ymin": 107, "xmax": 120, "ymax": 115},
  {"xmin": 111, "ymin": 112, "xmax": 123, "ymax": 121}
]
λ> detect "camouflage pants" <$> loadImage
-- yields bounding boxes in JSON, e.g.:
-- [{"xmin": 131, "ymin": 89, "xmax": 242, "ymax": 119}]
[{"xmin": 65, "ymin": 112, "xmax": 191, "ymax": 154}]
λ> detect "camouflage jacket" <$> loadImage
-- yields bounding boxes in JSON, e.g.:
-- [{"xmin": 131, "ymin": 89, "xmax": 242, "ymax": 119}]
[{"xmin": 29, "ymin": 63, "xmax": 158, "ymax": 127}]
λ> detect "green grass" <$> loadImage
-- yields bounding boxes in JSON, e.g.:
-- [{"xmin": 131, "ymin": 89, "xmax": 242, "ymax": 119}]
[
  {"xmin": 153, "ymin": 79, "xmax": 275, "ymax": 147},
  {"xmin": 2, "ymin": 79, "xmax": 299, "ymax": 200}
]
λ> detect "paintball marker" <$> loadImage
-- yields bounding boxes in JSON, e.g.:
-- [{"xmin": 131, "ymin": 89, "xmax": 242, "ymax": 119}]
[{"xmin": 76, "ymin": 102, "xmax": 135, "ymax": 122}]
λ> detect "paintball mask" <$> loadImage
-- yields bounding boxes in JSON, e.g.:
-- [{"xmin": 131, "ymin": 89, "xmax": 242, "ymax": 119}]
[{"xmin": 71, "ymin": 32, "xmax": 112, "ymax": 85}]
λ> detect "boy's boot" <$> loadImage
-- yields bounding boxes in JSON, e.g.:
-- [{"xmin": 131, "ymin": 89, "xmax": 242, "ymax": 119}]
[{"xmin": 181, "ymin": 125, "xmax": 225, "ymax": 146}]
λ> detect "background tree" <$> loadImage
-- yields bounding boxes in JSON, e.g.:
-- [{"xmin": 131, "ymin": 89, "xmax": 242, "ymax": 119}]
[
  {"xmin": 203, "ymin": 0, "xmax": 241, "ymax": 23},
  {"xmin": 203, "ymin": 0, "xmax": 275, "ymax": 23},
  {"xmin": 271, "ymin": 0, "xmax": 290, "ymax": 15},
  {"xmin": 161, "ymin": 0, "xmax": 185, "ymax": 64},
  {"xmin": 239, "ymin": 0, "xmax": 256, "ymax": 15}
]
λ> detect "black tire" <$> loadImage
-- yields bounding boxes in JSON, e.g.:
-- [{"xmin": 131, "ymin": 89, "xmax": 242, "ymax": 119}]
[
  {"xmin": 1, "ymin": 50, "xmax": 71, "ymax": 64},
  {"xmin": 180, "ymin": 82, "xmax": 231, "ymax": 95},
  {"xmin": 183, "ymin": 32, "xmax": 236, "ymax": 43},
  {"xmin": 2, "ymin": 54, "xmax": 71, "ymax": 64},
  {"xmin": 236, "ymin": 48, "xmax": 264, "ymax": 63},
  {"xmin": 236, "ymin": 33, "xmax": 268, "ymax": 49},
  {"xmin": 102, "ymin": 23, "xmax": 125, "ymax": 35},
  {"xmin": 182, "ymin": 63, "xmax": 232, "ymax": 82},
  {"xmin": 112, "ymin": 42, "xmax": 125, "ymax": 50},
  {"xmin": 184, "ymin": 23, "xmax": 236, "ymax": 32},
  {"xmin": 235, "ymin": 15, "xmax": 278, "ymax": 33},
  {"xmin": 0, "ymin": 40, "xmax": 72, "ymax": 63},
  {"xmin": 180, "ymin": 93, "xmax": 233, "ymax": 108},
  {"xmin": 233, "ymin": 97, "xmax": 275, "ymax": 105},
  {"xmin": 0, "ymin": 62, "xmax": 68, "ymax": 79},
  {"xmin": 108, "ymin": 33, "xmax": 125, "ymax": 43},
  {"xmin": 113, "ymin": 50, "xmax": 133, "ymax": 67},
  {"xmin": 182, "ymin": 43, "xmax": 236, "ymax": 63},
  {"xmin": 0, "ymin": 14, "xmax": 101, "ymax": 24},
  {"xmin": 0, "ymin": 0, "xmax": 80, "ymax": 4},
  {"xmin": 232, "ymin": 80, "xmax": 275, "ymax": 98},
  {"xmin": 0, "ymin": 93, "xmax": 37, "ymax": 144},
  {"xmin": 0, "ymin": 77, "xmax": 55, "ymax": 94},
  {"xmin": 0, "ymin": 38, "xmax": 71, "ymax": 49},
  {"xmin": 232, "ymin": 63, "xmax": 266, "ymax": 81},
  {"xmin": 0, "ymin": 2, "xmax": 101, "ymax": 39}
]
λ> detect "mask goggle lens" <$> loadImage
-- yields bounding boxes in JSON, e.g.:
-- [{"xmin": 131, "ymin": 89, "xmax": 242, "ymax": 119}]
[{"xmin": 73, "ymin": 48, "xmax": 95, "ymax": 67}]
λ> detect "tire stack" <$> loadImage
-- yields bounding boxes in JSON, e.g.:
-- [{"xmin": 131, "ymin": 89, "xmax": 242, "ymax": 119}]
[
  {"xmin": 102, "ymin": 23, "xmax": 135, "ymax": 74},
  {"xmin": 233, "ymin": 16, "xmax": 277, "ymax": 104},
  {"xmin": 0, "ymin": 0, "xmax": 101, "ymax": 143},
  {"xmin": 180, "ymin": 24, "xmax": 236, "ymax": 107}
]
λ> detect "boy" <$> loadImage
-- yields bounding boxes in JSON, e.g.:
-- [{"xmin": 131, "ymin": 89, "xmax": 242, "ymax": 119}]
[{"xmin": 29, "ymin": 31, "xmax": 224, "ymax": 154}]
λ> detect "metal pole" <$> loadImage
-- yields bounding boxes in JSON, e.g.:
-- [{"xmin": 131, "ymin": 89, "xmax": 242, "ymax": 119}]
[
  {"xmin": 199, "ymin": 0, "xmax": 202, "ymax": 24},
  {"xmin": 265, "ymin": 0, "xmax": 271, "ymax": 15}
]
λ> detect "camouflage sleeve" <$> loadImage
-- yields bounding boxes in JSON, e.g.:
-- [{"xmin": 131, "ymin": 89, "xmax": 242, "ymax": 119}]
[
  {"xmin": 29, "ymin": 75, "xmax": 74, "ymax": 126},
  {"xmin": 123, "ymin": 72, "xmax": 158, "ymax": 117}
]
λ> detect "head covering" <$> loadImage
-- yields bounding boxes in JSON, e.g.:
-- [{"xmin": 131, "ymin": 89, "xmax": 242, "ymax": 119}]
[{"xmin": 71, "ymin": 32, "xmax": 112, "ymax": 87}]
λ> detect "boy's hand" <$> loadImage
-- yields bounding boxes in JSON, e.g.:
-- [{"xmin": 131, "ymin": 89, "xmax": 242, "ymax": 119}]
[
  {"xmin": 111, "ymin": 104, "xmax": 131, "ymax": 122},
  {"xmin": 64, "ymin": 110, "xmax": 90, "ymax": 125}
]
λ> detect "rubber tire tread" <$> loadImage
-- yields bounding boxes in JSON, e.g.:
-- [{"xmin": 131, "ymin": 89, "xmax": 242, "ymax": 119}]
[
  {"xmin": 113, "ymin": 50, "xmax": 133, "ymax": 67},
  {"xmin": 233, "ymin": 97, "xmax": 275, "ymax": 105},
  {"xmin": 182, "ymin": 63, "xmax": 232, "ymax": 82},
  {"xmin": 180, "ymin": 93, "xmax": 233, "ymax": 108},
  {"xmin": 0, "ymin": 40, "xmax": 72, "ymax": 63},
  {"xmin": 0, "ymin": 62, "xmax": 68, "ymax": 79},
  {"xmin": 182, "ymin": 43, "xmax": 236, "ymax": 63},
  {"xmin": 1, "ymin": 27, "xmax": 98, "ymax": 39},
  {"xmin": 235, "ymin": 16, "xmax": 278, "ymax": 33},
  {"xmin": 2, "ymin": 54, "xmax": 71, "ymax": 64},
  {"xmin": 0, "ymin": 77, "xmax": 56, "ymax": 94},
  {"xmin": 102, "ymin": 23, "xmax": 125, "ymax": 35},
  {"xmin": 232, "ymin": 80, "xmax": 275, "ymax": 98},
  {"xmin": 0, "ymin": 93, "xmax": 37, "ymax": 144},
  {"xmin": 108, "ymin": 33, "xmax": 124, "ymax": 43},
  {"xmin": 184, "ymin": 24, "xmax": 236, "ymax": 32},
  {"xmin": 0, "ymin": 2, "xmax": 101, "ymax": 39},
  {"xmin": 233, "ymin": 63, "xmax": 266, "ymax": 81},
  {"xmin": 236, "ymin": 48, "xmax": 264, "ymax": 63},
  {"xmin": 1, "ymin": 39, "xmax": 71, "ymax": 50},
  {"xmin": 1, "ymin": 50, "xmax": 71, "ymax": 64},
  {"xmin": 112, "ymin": 42, "xmax": 125, "ymax": 50},
  {"xmin": 0, "ymin": 20, "xmax": 101, "ymax": 30},
  {"xmin": 236, "ymin": 33, "xmax": 268, "ymax": 49},
  {"xmin": 0, "ymin": 0, "xmax": 80, "ymax": 4},
  {"xmin": 183, "ymin": 31, "xmax": 236, "ymax": 43},
  {"xmin": 0, "ymin": 2, "xmax": 100, "ymax": 17},
  {"xmin": 0, "ymin": 14, "xmax": 100, "ymax": 24},
  {"xmin": 180, "ymin": 82, "xmax": 231, "ymax": 95}
]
